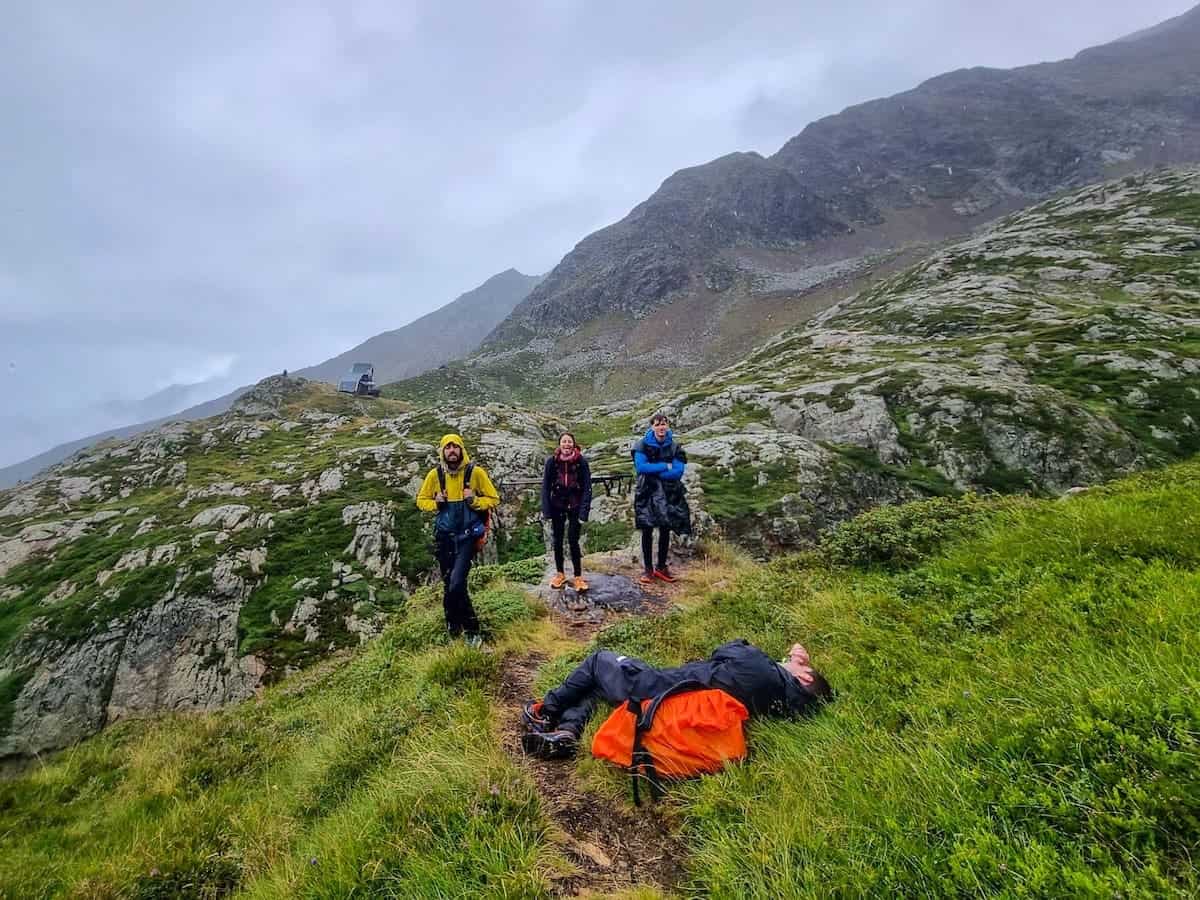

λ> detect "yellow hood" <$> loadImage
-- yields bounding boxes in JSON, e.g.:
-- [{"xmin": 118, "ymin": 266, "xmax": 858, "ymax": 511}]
[{"xmin": 439, "ymin": 433, "xmax": 471, "ymax": 465}]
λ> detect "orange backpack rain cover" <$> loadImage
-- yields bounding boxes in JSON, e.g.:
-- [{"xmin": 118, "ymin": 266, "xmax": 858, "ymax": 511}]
[{"xmin": 591, "ymin": 688, "xmax": 749, "ymax": 779}]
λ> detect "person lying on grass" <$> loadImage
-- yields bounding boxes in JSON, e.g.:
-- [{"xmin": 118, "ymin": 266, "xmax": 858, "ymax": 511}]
[{"xmin": 521, "ymin": 640, "xmax": 832, "ymax": 758}]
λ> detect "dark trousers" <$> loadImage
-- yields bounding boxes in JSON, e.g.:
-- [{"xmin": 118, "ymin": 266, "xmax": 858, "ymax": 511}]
[
  {"xmin": 542, "ymin": 651, "xmax": 702, "ymax": 736},
  {"xmin": 641, "ymin": 526, "xmax": 670, "ymax": 571},
  {"xmin": 435, "ymin": 533, "xmax": 480, "ymax": 636},
  {"xmin": 550, "ymin": 509, "xmax": 582, "ymax": 575}
]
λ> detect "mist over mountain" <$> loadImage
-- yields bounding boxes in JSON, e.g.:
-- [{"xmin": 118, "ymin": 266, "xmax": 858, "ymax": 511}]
[{"xmin": 0, "ymin": 269, "xmax": 540, "ymax": 489}]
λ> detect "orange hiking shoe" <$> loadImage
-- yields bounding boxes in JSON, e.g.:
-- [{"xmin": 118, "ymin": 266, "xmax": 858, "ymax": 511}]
[
  {"xmin": 573, "ymin": 575, "xmax": 589, "ymax": 592},
  {"xmin": 638, "ymin": 569, "xmax": 656, "ymax": 585},
  {"xmin": 653, "ymin": 566, "xmax": 677, "ymax": 583},
  {"xmin": 549, "ymin": 571, "xmax": 567, "ymax": 589}
]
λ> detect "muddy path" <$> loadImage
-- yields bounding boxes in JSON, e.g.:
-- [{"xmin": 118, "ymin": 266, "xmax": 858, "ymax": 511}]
[
  {"xmin": 496, "ymin": 559, "xmax": 691, "ymax": 896},
  {"xmin": 497, "ymin": 652, "xmax": 686, "ymax": 897}
]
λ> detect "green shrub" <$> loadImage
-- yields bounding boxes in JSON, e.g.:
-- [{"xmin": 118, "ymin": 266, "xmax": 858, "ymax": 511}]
[
  {"xmin": 495, "ymin": 523, "xmax": 545, "ymax": 563},
  {"xmin": 820, "ymin": 494, "xmax": 993, "ymax": 568},
  {"xmin": 468, "ymin": 557, "xmax": 544, "ymax": 591}
]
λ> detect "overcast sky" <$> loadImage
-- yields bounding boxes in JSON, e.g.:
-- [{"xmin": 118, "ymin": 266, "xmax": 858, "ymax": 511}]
[{"xmin": 0, "ymin": 0, "xmax": 1194, "ymax": 467}]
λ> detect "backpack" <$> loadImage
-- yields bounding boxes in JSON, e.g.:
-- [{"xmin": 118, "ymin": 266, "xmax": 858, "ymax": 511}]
[
  {"xmin": 437, "ymin": 461, "xmax": 491, "ymax": 552},
  {"xmin": 591, "ymin": 681, "xmax": 749, "ymax": 805}
]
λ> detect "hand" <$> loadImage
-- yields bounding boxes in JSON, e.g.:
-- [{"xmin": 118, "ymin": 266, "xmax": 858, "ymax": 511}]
[
  {"xmin": 462, "ymin": 487, "xmax": 474, "ymax": 500},
  {"xmin": 434, "ymin": 491, "xmax": 447, "ymax": 502}
]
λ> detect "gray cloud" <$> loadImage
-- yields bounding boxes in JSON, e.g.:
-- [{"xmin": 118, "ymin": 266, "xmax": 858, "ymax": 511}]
[{"xmin": 1, "ymin": 0, "xmax": 1194, "ymax": 466}]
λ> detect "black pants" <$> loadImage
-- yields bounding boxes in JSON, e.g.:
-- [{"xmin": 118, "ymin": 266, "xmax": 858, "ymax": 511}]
[
  {"xmin": 435, "ymin": 533, "xmax": 480, "ymax": 636},
  {"xmin": 641, "ymin": 526, "xmax": 670, "ymax": 571},
  {"xmin": 550, "ymin": 509, "xmax": 582, "ymax": 576},
  {"xmin": 542, "ymin": 651, "xmax": 704, "ymax": 736}
]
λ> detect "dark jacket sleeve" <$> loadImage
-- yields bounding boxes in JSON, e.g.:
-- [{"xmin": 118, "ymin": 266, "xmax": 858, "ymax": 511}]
[
  {"xmin": 579, "ymin": 456, "xmax": 593, "ymax": 521},
  {"xmin": 709, "ymin": 639, "xmax": 817, "ymax": 718},
  {"xmin": 541, "ymin": 457, "xmax": 555, "ymax": 519}
]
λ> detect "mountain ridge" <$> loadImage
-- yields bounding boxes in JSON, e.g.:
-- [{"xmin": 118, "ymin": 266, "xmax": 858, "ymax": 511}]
[
  {"xmin": 462, "ymin": 4, "xmax": 1200, "ymax": 404},
  {"xmin": 0, "ymin": 269, "xmax": 541, "ymax": 489}
]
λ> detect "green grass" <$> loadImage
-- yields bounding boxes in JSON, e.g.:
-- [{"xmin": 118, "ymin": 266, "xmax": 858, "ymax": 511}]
[
  {"xmin": 238, "ymin": 490, "xmax": 432, "ymax": 669},
  {"xmin": 3, "ymin": 455, "xmax": 1200, "ymax": 897},
  {"xmin": 0, "ymin": 584, "xmax": 555, "ymax": 898},
  {"xmin": 572, "ymin": 460, "xmax": 1200, "ymax": 897},
  {"xmin": 586, "ymin": 519, "xmax": 632, "ymax": 554},
  {"xmin": 495, "ymin": 523, "xmax": 546, "ymax": 564},
  {"xmin": 830, "ymin": 443, "xmax": 959, "ymax": 497},
  {"xmin": 698, "ymin": 460, "xmax": 796, "ymax": 522},
  {"xmin": 0, "ymin": 522, "xmax": 191, "ymax": 659}
]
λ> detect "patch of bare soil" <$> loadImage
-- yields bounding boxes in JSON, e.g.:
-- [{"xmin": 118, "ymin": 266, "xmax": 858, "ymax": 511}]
[{"xmin": 497, "ymin": 653, "xmax": 687, "ymax": 898}]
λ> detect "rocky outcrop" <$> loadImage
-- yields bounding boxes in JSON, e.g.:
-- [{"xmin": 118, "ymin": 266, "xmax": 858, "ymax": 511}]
[
  {"xmin": 0, "ymin": 626, "xmax": 128, "ymax": 758},
  {"xmin": 342, "ymin": 502, "xmax": 402, "ymax": 580},
  {"xmin": 105, "ymin": 592, "xmax": 265, "ymax": 722}
]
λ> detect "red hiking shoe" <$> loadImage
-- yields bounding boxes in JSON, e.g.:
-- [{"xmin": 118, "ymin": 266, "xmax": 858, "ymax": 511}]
[
  {"xmin": 653, "ymin": 566, "xmax": 677, "ymax": 583},
  {"xmin": 521, "ymin": 700, "xmax": 551, "ymax": 734}
]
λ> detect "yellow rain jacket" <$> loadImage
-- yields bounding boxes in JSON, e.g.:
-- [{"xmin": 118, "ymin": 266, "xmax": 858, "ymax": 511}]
[{"xmin": 416, "ymin": 434, "xmax": 500, "ymax": 535}]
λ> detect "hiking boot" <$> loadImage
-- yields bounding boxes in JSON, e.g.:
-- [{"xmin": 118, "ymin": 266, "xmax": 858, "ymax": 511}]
[
  {"xmin": 521, "ymin": 729, "xmax": 578, "ymax": 760},
  {"xmin": 653, "ymin": 566, "xmax": 677, "ymax": 583},
  {"xmin": 638, "ymin": 569, "xmax": 656, "ymax": 585},
  {"xmin": 573, "ymin": 575, "xmax": 589, "ymax": 592},
  {"xmin": 521, "ymin": 700, "xmax": 552, "ymax": 734},
  {"xmin": 464, "ymin": 633, "xmax": 484, "ymax": 649},
  {"xmin": 549, "ymin": 571, "xmax": 567, "ymax": 589}
]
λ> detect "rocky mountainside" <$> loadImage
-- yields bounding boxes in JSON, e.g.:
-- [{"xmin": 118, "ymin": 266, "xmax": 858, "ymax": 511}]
[
  {"xmin": 1, "ymin": 167, "xmax": 1196, "ymax": 760},
  {"xmin": 0, "ymin": 378, "xmax": 590, "ymax": 759},
  {"xmin": 427, "ymin": 6, "xmax": 1200, "ymax": 406},
  {"xmin": 0, "ymin": 268, "xmax": 541, "ymax": 491}
]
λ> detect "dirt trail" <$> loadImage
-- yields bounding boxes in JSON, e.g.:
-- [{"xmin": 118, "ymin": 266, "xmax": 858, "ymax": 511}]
[{"xmin": 496, "ymin": 560, "xmax": 691, "ymax": 897}]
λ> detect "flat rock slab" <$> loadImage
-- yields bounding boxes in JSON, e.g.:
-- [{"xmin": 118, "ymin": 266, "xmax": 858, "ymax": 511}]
[{"xmin": 530, "ymin": 572, "xmax": 659, "ymax": 618}]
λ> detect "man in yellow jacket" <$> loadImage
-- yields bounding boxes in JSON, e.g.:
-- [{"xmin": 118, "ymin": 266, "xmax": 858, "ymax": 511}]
[{"xmin": 416, "ymin": 434, "xmax": 500, "ymax": 644}]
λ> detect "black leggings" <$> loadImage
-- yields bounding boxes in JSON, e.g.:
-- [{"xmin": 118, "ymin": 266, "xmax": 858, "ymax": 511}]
[
  {"xmin": 550, "ymin": 510, "xmax": 582, "ymax": 576},
  {"xmin": 641, "ymin": 526, "xmax": 670, "ymax": 571}
]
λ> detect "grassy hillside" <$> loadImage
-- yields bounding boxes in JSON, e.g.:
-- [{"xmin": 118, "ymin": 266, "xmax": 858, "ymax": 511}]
[{"xmin": 3, "ymin": 458, "xmax": 1197, "ymax": 897}]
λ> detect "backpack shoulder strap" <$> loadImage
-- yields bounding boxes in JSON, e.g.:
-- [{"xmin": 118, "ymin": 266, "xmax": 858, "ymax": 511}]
[
  {"xmin": 436, "ymin": 465, "xmax": 446, "ymax": 494},
  {"xmin": 630, "ymin": 679, "xmax": 707, "ymax": 806},
  {"xmin": 464, "ymin": 461, "xmax": 475, "ymax": 484}
]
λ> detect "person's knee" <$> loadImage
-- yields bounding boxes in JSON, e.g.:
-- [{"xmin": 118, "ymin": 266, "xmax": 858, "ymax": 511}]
[{"xmin": 587, "ymin": 650, "xmax": 621, "ymax": 673}]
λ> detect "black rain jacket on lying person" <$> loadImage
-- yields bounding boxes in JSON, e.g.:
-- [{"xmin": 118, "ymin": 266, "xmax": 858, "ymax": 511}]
[
  {"xmin": 690, "ymin": 639, "xmax": 818, "ymax": 717},
  {"xmin": 614, "ymin": 639, "xmax": 820, "ymax": 718}
]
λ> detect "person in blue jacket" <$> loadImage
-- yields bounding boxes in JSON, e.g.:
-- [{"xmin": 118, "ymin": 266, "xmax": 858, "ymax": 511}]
[{"xmin": 631, "ymin": 412, "xmax": 691, "ymax": 584}]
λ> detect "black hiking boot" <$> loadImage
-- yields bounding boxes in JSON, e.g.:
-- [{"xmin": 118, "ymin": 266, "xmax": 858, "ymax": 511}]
[{"xmin": 521, "ymin": 729, "xmax": 579, "ymax": 760}]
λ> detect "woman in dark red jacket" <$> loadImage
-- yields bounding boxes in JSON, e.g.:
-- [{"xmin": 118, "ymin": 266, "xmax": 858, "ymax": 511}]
[{"xmin": 541, "ymin": 432, "xmax": 593, "ymax": 591}]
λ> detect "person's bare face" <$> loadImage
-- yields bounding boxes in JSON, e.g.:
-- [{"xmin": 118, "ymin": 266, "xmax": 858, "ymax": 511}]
[
  {"xmin": 442, "ymin": 443, "xmax": 463, "ymax": 467},
  {"xmin": 652, "ymin": 420, "xmax": 669, "ymax": 441},
  {"xmin": 781, "ymin": 643, "xmax": 814, "ymax": 685},
  {"xmin": 559, "ymin": 434, "xmax": 576, "ymax": 452}
]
